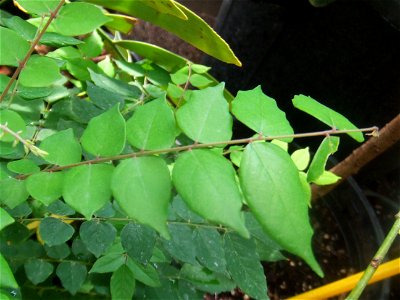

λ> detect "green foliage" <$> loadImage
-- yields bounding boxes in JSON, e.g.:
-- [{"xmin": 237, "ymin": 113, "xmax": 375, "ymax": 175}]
[{"xmin": 0, "ymin": 1, "xmax": 368, "ymax": 298}]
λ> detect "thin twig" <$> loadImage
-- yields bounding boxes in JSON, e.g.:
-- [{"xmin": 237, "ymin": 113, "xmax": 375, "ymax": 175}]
[
  {"xmin": 0, "ymin": 0, "xmax": 66, "ymax": 103},
  {"xmin": 177, "ymin": 62, "xmax": 192, "ymax": 107}
]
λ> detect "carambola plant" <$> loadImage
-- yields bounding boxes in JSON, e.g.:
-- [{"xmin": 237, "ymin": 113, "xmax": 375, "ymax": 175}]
[{"xmin": 0, "ymin": 0, "xmax": 375, "ymax": 299}]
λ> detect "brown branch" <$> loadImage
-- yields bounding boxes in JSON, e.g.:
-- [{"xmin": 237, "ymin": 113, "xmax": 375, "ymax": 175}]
[
  {"xmin": 312, "ymin": 114, "xmax": 400, "ymax": 201},
  {"xmin": 0, "ymin": 0, "xmax": 66, "ymax": 103}
]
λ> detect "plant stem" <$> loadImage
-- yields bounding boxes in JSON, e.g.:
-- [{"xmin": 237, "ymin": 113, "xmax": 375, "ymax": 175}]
[
  {"xmin": 0, "ymin": 0, "xmax": 66, "ymax": 103},
  {"xmin": 346, "ymin": 211, "xmax": 400, "ymax": 300}
]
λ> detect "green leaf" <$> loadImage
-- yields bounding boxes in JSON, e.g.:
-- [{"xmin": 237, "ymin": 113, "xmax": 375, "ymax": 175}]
[
  {"xmin": 193, "ymin": 227, "xmax": 226, "ymax": 273},
  {"xmin": 0, "ymin": 253, "xmax": 18, "ymax": 289},
  {"xmin": 78, "ymin": 30, "xmax": 103, "ymax": 58},
  {"xmin": 239, "ymin": 142, "xmax": 323, "ymax": 276},
  {"xmin": 171, "ymin": 67, "xmax": 189, "ymax": 85},
  {"xmin": 86, "ymin": 0, "xmax": 241, "ymax": 66},
  {"xmin": 80, "ymin": 105, "xmax": 126, "ymax": 157},
  {"xmin": 224, "ymin": 233, "xmax": 268, "ymax": 300},
  {"xmin": 89, "ymin": 253, "xmax": 125, "ymax": 274},
  {"xmin": 292, "ymin": 94, "xmax": 364, "ymax": 142},
  {"xmin": 189, "ymin": 74, "xmax": 213, "ymax": 88},
  {"xmin": 86, "ymin": 82, "xmax": 124, "ymax": 110},
  {"xmin": 126, "ymin": 97, "xmax": 176, "ymax": 150},
  {"xmin": 7, "ymin": 159, "xmax": 39, "ymax": 174},
  {"xmin": 40, "ymin": 129, "xmax": 82, "ymax": 166},
  {"xmin": 172, "ymin": 149, "xmax": 249, "ymax": 238},
  {"xmin": 0, "ymin": 178, "xmax": 29, "ymax": 209},
  {"xmin": 112, "ymin": 156, "xmax": 171, "ymax": 238},
  {"xmin": 4, "ymin": 202, "xmax": 31, "ymax": 218},
  {"xmin": 299, "ymin": 172, "xmax": 312, "ymax": 208},
  {"xmin": 191, "ymin": 64, "xmax": 210, "ymax": 74},
  {"xmin": 66, "ymin": 58, "xmax": 101, "ymax": 81},
  {"xmin": 63, "ymin": 164, "xmax": 114, "ymax": 219},
  {"xmin": 71, "ymin": 238, "xmax": 93, "ymax": 260},
  {"xmin": 229, "ymin": 145, "xmax": 243, "ymax": 167},
  {"xmin": 313, "ymin": 170, "xmax": 341, "ymax": 185},
  {"xmin": 162, "ymin": 224, "xmax": 197, "ymax": 264},
  {"xmin": 0, "ymin": 110, "xmax": 26, "ymax": 142},
  {"xmin": 171, "ymin": 195, "xmax": 204, "ymax": 223},
  {"xmin": 121, "ymin": 223, "xmax": 156, "ymax": 264},
  {"xmin": 104, "ymin": 13, "xmax": 136, "ymax": 34},
  {"xmin": 0, "ymin": 27, "xmax": 30, "ymax": 66},
  {"xmin": 111, "ymin": 264, "xmax": 136, "ymax": 300},
  {"xmin": 15, "ymin": 0, "xmax": 59, "ymax": 14},
  {"xmin": 80, "ymin": 221, "xmax": 116, "ymax": 258},
  {"xmin": 176, "ymin": 83, "xmax": 232, "ymax": 143},
  {"xmin": 19, "ymin": 55, "xmax": 62, "ymax": 87},
  {"xmin": 39, "ymin": 217, "xmax": 75, "ymax": 246},
  {"xmin": 307, "ymin": 136, "xmax": 340, "ymax": 183},
  {"xmin": 56, "ymin": 261, "xmax": 87, "ymax": 295},
  {"xmin": 0, "ymin": 207, "xmax": 14, "ymax": 231},
  {"xmin": 126, "ymin": 257, "xmax": 160, "ymax": 287},
  {"xmin": 24, "ymin": 259, "xmax": 54, "ymax": 285},
  {"xmin": 45, "ymin": 243, "xmax": 71, "ymax": 259},
  {"xmin": 291, "ymin": 147, "xmax": 310, "ymax": 171},
  {"xmin": 47, "ymin": 200, "xmax": 75, "ymax": 216},
  {"xmin": 52, "ymin": 2, "xmax": 111, "ymax": 36},
  {"xmin": 26, "ymin": 172, "xmax": 64, "ymax": 206},
  {"xmin": 232, "ymin": 86, "xmax": 294, "ymax": 142}
]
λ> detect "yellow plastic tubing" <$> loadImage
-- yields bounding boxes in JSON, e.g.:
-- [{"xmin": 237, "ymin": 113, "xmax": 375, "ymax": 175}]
[{"xmin": 287, "ymin": 258, "xmax": 400, "ymax": 300}]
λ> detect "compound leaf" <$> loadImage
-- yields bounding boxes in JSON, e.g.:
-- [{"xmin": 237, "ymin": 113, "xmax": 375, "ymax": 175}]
[
  {"xmin": 80, "ymin": 221, "xmax": 116, "ymax": 258},
  {"xmin": 26, "ymin": 172, "xmax": 64, "ymax": 206}
]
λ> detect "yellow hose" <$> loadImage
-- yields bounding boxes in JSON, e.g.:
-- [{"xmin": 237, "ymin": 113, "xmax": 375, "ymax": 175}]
[{"xmin": 287, "ymin": 258, "xmax": 400, "ymax": 299}]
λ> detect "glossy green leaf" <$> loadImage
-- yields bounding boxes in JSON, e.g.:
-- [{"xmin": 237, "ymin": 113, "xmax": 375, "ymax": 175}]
[
  {"xmin": 193, "ymin": 227, "xmax": 226, "ymax": 273},
  {"xmin": 232, "ymin": 86, "xmax": 293, "ymax": 142},
  {"xmin": 126, "ymin": 97, "xmax": 176, "ymax": 150},
  {"xmin": 0, "ymin": 27, "xmax": 30, "ymax": 66},
  {"xmin": 126, "ymin": 257, "xmax": 161, "ymax": 287},
  {"xmin": 172, "ymin": 149, "xmax": 249, "ymax": 238},
  {"xmin": 224, "ymin": 233, "xmax": 268, "ymax": 300},
  {"xmin": 307, "ymin": 136, "xmax": 340, "ymax": 183},
  {"xmin": 89, "ymin": 253, "xmax": 125, "ymax": 274},
  {"xmin": 56, "ymin": 261, "xmax": 87, "ymax": 295},
  {"xmin": 111, "ymin": 264, "xmax": 136, "ymax": 300},
  {"xmin": 81, "ymin": 105, "xmax": 126, "ymax": 157},
  {"xmin": 89, "ymin": 70, "xmax": 141, "ymax": 98},
  {"xmin": 15, "ymin": 0, "xmax": 59, "ymax": 14},
  {"xmin": 86, "ymin": 82, "xmax": 125, "ymax": 110},
  {"xmin": 112, "ymin": 156, "xmax": 171, "ymax": 238},
  {"xmin": 0, "ymin": 110, "xmax": 26, "ymax": 143},
  {"xmin": 45, "ymin": 243, "xmax": 71, "ymax": 259},
  {"xmin": 293, "ymin": 94, "xmax": 364, "ymax": 142},
  {"xmin": 39, "ymin": 217, "xmax": 75, "ymax": 246},
  {"xmin": 0, "ymin": 207, "xmax": 14, "ymax": 231},
  {"xmin": 162, "ymin": 224, "xmax": 197, "ymax": 265},
  {"xmin": 313, "ymin": 170, "xmax": 341, "ymax": 185},
  {"xmin": 52, "ymin": 2, "xmax": 111, "ymax": 36},
  {"xmin": 7, "ymin": 159, "xmax": 39, "ymax": 174},
  {"xmin": 26, "ymin": 172, "xmax": 64, "ymax": 206},
  {"xmin": 121, "ymin": 223, "xmax": 156, "ymax": 264},
  {"xmin": 40, "ymin": 129, "xmax": 82, "ymax": 166},
  {"xmin": 85, "ymin": 0, "xmax": 241, "ymax": 66},
  {"xmin": 0, "ymin": 253, "xmax": 18, "ymax": 289},
  {"xmin": 19, "ymin": 55, "xmax": 62, "ymax": 87},
  {"xmin": 63, "ymin": 164, "xmax": 114, "ymax": 219},
  {"xmin": 0, "ymin": 178, "xmax": 29, "ymax": 209},
  {"xmin": 80, "ymin": 221, "xmax": 116, "ymax": 258},
  {"xmin": 176, "ymin": 83, "xmax": 232, "ymax": 143},
  {"xmin": 240, "ymin": 142, "xmax": 323, "ymax": 276},
  {"xmin": 291, "ymin": 147, "xmax": 310, "ymax": 171},
  {"xmin": 24, "ymin": 259, "xmax": 54, "ymax": 285}
]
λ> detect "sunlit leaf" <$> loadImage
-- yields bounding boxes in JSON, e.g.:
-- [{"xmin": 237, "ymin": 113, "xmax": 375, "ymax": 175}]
[
  {"xmin": 0, "ymin": 26, "xmax": 30, "ymax": 66},
  {"xmin": 291, "ymin": 147, "xmax": 310, "ymax": 171},
  {"xmin": 78, "ymin": 30, "xmax": 103, "ymax": 58},
  {"xmin": 105, "ymin": 13, "xmax": 137, "ymax": 34},
  {"xmin": 0, "ymin": 178, "xmax": 29, "ymax": 209},
  {"xmin": 7, "ymin": 159, "xmax": 39, "ymax": 174},
  {"xmin": 19, "ymin": 55, "xmax": 63, "ymax": 87},
  {"xmin": 0, "ymin": 110, "xmax": 26, "ymax": 142},
  {"xmin": 39, "ymin": 217, "xmax": 75, "ymax": 246},
  {"xmin": 15, "ymin": 0, "xmax": 59, "ymax": 14},
  {"xmin": 0, "ymin": 207, "xmax": 14, "ymax": 231},
  {"xmin": 26, "ymin": 172, "xmax": 64, "ymax": 206},
  {"xmin": 313, "ymin": 170, "xmax": 341, "ymax": 185}
]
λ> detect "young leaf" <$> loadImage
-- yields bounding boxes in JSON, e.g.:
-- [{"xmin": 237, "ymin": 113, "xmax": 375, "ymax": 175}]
[
  {"xmin": 39, "ymin": 217, "xmax": 75, "ymax": 247},
  {"xmin": 0, "ymin": 207, "xmax": 14, "ymax": 231},
  {"xmin": 111, "ymin": 156, "xmax": 171, "ymax": 239},
  {"xmin": 89, "ymin": 253, "xmax": 125, "ymax": 274},
  {"xmin": 80, "ymin": 105, "xmax": 126, "ymax": 157},
  {"xmin": 189, "ymin": 74, "xmax": 213, "ymax": 88},
  {"xmin": 80, "ymin": 221, "xmax": 116, "ymax": 258},
  {"xmin": 176, "ymin": 83, "xmax": 232, "ymax": 143},
  {"xmin": 121, "ymin": 223, "xmax": 156, "ymax": 264},
  {"xmin": 307, "ymin": 136, "xmax": 340, "ymax": 183},
  {"xmin": 14, "ymin": 0, "xmax": 59, "ymax": 14},
  {"xmin": 0, "ymin": 27, "xmax": 30, "ymax": 66},
  {"xmin": 24, "ymin": 259, "xmax": 54, "ymax": 285},
  {"xmin": 293, "ymin": 94, "xmax": 364, "ymax": 142},
  {"xmin": 111, "ymin": 264, "xmax": 136, "ymax": 300},
  {"xmin": 172, "ymin": 149, "xmax": 249, "ymax": 238},
  {"xmin": 162, "ymin": 224, "xmax": 197, "ymax": 265},
  {"xmin": 126, "ymin": 257, "xmax": 161, "ymax": 287},
  {"xmin": 63, "ymin": 164, "xmax": 114, "ymax": 219},
  {"xmin": 232, "ymin": 86, "xmax": 294, "ymax": 142},
  {"xmin": 313, "ymin": 170, "xmax": 341, "ymax": 185},
  {"xmin": 56, "ymin": 261, "xmax": 87, "ymax": 295},
  {"xmin": 240, "ymin": 142, "xmax": 323, "ymax": 276},
  {"xmin": 193, "ymin": 227, "xmax": 227, "ymax": 273},
  {"xmin": 0, "ymin": 253, "xmax": 18, "ymax": 289},
  {"xmin": 126, "ymin": 97, "xmax": 176, "ymax": 150},
  {"xmin": 7, "ymin": 159, "xmax": 39, "ymax": 175},
  {"xmin": 224, "ymin": 233, "xmax": 268, "ymax": 300},
  {"xmin": 291, "ymin": 147, "xmax": 310, "ymax": 171},
  {"xmin": 40, "ymin": 128, "xmax": 82, "ymax": 166},
  {"xmin": 0, "ymin": 110, "xmax": 26, "ymax": 142},
  {"xmin": 0, "ymin": 178, "xmax": 29, "ymax": 209},
  {"xmin": 19, "ymin": 55, "xmax": 63, "ymax": 87},
  {"xmin": 26, "ymin": 172, "xmax": 64, "ymax": 206}
]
